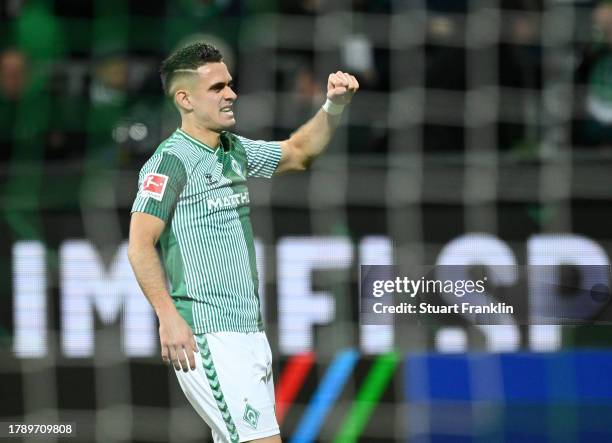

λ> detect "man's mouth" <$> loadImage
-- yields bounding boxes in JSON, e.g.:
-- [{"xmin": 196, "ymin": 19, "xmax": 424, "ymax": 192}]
[{"xmin": 221, "ymin": 106, "xmax": 234, "ymax": 115}]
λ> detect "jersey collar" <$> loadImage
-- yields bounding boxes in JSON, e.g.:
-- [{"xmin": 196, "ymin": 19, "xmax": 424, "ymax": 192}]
[
  {"xmin": 176, "ymin": 128, "xmax": 219, "ymax": 153},
  {"xmin": 219, "ymin": 132, "xmax": 232, "ymax": 153}
]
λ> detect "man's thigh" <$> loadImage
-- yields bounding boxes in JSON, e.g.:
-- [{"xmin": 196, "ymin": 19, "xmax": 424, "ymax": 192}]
[
  {"xmin": 245, "ymin": 435, "xmax": 282, "ymax": 443},
  {"xmin": 175, "ymin": 331, "xmax": 279, "ymax": 443}
]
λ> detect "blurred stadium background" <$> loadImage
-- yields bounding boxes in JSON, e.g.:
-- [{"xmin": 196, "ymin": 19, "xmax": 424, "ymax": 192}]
[{"xmin": 2, "ymin": 0, "xmax": 612, "ymax": 441}]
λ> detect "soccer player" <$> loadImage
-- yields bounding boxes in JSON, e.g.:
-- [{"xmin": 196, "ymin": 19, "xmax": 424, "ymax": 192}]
[{"xmin": 127, "ymin": 43, "xmax": 358, "ymax": 443}]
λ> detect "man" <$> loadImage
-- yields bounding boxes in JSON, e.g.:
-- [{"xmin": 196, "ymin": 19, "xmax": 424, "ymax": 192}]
[
  {"xmin": 127, "ymin": 43, "xmax": 358, "ymax": 443},
  {"xmin": 0, "ymin": 48, "xmax": 28, "ymax": 102},
  {"xmin": 0, "ymin": 49, "xmax": 29, "ymax": 162}
]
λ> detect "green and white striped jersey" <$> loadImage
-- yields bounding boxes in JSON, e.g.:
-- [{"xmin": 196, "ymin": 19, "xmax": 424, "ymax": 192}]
[{"xmin": 131, "ymin": 128, "xmax": 281, "ymax": 333}]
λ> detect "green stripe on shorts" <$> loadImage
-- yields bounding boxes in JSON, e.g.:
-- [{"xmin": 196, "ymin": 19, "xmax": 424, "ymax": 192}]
[{"xmin": 196, "ymin": 335, "xmax": 240, "ymax": 443}]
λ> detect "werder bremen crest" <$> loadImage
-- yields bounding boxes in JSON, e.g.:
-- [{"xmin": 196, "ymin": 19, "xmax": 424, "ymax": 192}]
[
  {"xmin": 230, "ymin": 156, "xmax": 244, "ymax": 178},
  {"xmin": 243, "ymin": 403, "xmax": 260, "ymax": 429}
]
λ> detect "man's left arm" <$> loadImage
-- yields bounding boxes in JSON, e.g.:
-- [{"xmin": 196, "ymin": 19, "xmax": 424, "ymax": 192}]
[{"xmin": 276, "ymin": 71, "xmax": 359, "ymax": 174}]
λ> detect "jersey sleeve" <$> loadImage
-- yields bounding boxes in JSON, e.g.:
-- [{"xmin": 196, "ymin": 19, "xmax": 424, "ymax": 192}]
[
  {"xmin": 236, "ymin": 135, "xmax": 282, "ymax": 178},
  {"xmin": 131, "ymin": 152, "xmax": 187, "ymax": 222}
]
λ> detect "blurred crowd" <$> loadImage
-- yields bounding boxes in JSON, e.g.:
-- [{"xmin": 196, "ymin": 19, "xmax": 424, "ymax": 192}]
[
  {"xmin": 0, "ymin": 0, "xmax": 609, "ymax": 168},
  {"xmin": 575, "ymin": 0, "xmax": 612, "ymax": 149}
]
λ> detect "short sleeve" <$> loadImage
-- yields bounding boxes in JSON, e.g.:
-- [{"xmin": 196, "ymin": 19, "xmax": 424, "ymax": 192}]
[
  {"xmin": 131, "ymin": 152, "xmax": 187, "ymax": 222},
  {"xmin": 236, "ymin": 135, "xmax": 282, "ymax": 178}
]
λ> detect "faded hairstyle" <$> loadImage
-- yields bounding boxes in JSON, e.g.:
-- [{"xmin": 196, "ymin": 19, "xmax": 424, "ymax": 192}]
[{"xmin": 160, "ymin": 43, "xmax": 223, "ymax": 97}]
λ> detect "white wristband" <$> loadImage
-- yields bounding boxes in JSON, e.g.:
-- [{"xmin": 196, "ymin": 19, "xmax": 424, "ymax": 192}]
[{"xmin": 322, "ymin": 98, "xmax": 345, "ymax": 116}]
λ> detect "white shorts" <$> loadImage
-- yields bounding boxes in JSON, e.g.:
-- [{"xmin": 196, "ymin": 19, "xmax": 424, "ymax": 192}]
[{"xmin": 175, "ymin": 331, "xmax": 280, "ymax": 443}]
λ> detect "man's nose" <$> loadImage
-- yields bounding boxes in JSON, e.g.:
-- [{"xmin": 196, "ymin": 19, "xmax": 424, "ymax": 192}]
[{"xmin": 226, "ymin": 87, "xmax": 237, "ymax": 101}]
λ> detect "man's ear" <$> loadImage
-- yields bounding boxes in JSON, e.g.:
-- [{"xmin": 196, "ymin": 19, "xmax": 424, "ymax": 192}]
[{"xmin": 174, "ymin": 89, "xmax": 193, "ymax": 112}]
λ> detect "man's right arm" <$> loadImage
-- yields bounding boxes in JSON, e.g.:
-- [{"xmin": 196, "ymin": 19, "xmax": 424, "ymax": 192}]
[{"xmin": 127, "ymin": 212, "xmax": 197, "ymax": 371}]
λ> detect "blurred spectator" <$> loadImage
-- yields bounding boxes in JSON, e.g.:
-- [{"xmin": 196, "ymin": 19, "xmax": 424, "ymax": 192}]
[
  {"xmin": 0, "ymin": 48, "xmax": 30, "ymax": 162},
  {"xmin": 114, "ymin": 59, "xmax": 171, "ymax": 167},
  {"xmin": 296, "ymin": 66, "xmax": 324, "ymax": 103},
  {"xmin": 0, "ymin": 48, "xmax": 28, "ymax": 101},
  {"xmin": 498, "ymin": 2, "xmax": 543, "ymax": 153},
  {"xmin": 90, "ymin": 55, "xmax": 129, "ymax": 106},
  {"xmin": 575, "ymin": 1, "xmax": 612, "ymax": 148},
  {"xmin": 165, "ymin": 0, "xmax": 243, "ymax": 53},
  {"xmin": 293, "ymin": 66, "xmax": 325, "ymax": 121},
  {"xmin": 276, "ymin": 64, "xmax": 322, "ymax": 140},
  {"xmin": 342, "ymin": 34, "xmax": 378, "ymax": 88},
  {"xmin": 422, "ymin": 0, "xmax": 543, "ymax": 152},
  {"xmin": 340, "ymin": 32, "xmax": 387, "ymax": 153},
  {"xmin": 83, "ymin": 54, "xmax": 130, "ymax": 166},
  {"xmin": 1, "ymin": 46, "xmax": 53, "ymax": 240},
  {"xmin": 0, "ymin": 47, "xmax": 81, "ymax": 163},
  {"xmin": 423, "ymin": 12, "xmax": 466, "ymax": 151},
  {"xmin": 14, "ymin": 0, "xmax": 65, "ymax": 66}
]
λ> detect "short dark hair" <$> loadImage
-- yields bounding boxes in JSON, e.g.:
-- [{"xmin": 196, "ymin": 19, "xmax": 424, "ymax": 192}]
[{"xmin": 160, "ymin": 43, "xmax": 223, "ymax": 96}]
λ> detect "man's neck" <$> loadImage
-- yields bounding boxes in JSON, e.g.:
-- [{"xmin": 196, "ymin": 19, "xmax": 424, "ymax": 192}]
[{"xmin": 180, "ymin": 122, "xmax": 221, "ymax": 149}]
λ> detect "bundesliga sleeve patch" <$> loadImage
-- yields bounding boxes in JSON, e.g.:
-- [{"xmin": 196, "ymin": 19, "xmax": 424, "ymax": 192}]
[{"xmin": 141, "ymin": 173, "xmax": 169, "ymax": 201}]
